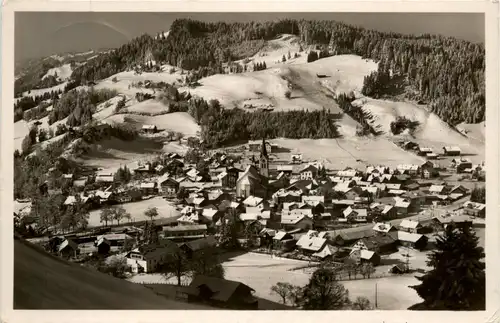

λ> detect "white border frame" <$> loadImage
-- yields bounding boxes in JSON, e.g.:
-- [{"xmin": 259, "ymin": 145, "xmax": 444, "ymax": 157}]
[{"xmin": 1, "ymin": 2, "xmax": 499, "ymax": 323}]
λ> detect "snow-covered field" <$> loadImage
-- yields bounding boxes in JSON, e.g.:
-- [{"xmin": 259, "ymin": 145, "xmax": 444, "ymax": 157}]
[
  {"xmin": 221, "ymin": 252, "xmax": 422, "ymax": 310},
  {"xmin": 87, "ymin": 196, "xmax": 179, "ymax": 227},
  {"xmin": 181, "ymin": 53, "xmax": 377, "ymax": 113},
  {"xmin": 122, "ymin": 99, "xmax": 170, "ymax": 115},
  {"xmin": 43, "ymin": 63, "xmax": 73, "ymax": 81},
  {"xmin": 103, "ymin": 112, "xmax": 200, "ymax": 137},
  {"xmin": 270, "ymin": 137, "xmax": 425, "ymax": 170}
]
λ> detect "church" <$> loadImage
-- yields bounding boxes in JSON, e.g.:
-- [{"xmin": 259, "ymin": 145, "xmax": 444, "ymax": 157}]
[{"xmin": 235, "ymin": 138, "xmax": 270, "ymax": 199}]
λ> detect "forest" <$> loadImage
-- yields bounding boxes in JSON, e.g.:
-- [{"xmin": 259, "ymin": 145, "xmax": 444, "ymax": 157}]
[
  {"xmin": 67, "ymin": 18, "xmax": 484, "ymax": 125},
  {"xmin": 186, "ymin": 98, "xmax": 340, "ymax": 148}
]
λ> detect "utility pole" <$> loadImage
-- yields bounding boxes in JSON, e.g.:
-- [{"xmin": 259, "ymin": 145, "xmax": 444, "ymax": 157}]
[{"xmin": 375, "ymin": 283, "xmax": 378, "ymax": 308}]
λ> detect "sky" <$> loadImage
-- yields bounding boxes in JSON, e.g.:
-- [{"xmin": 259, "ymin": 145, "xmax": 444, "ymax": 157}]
[{"xmin": 15, "ymin": 12, "xmax": 485, "ymax": 62}]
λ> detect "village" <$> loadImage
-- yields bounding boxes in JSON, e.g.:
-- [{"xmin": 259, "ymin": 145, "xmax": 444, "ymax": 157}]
[{"xmin": 13, "ymin": 130, "xmax": 486, "ymax": 309}]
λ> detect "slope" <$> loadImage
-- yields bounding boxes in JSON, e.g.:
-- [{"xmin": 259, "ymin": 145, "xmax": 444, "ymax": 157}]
[
  {"xmin": 355, "ymin": 98, "xmax": 485, "ymax": 163},
  {"xmin": 14, "ymin": 237, "xmax": 211, "ymax": 309}
]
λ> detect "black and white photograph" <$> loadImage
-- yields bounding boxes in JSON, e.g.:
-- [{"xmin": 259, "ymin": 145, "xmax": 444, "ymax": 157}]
[{"xmin": 3, "ymin": 4, "xmax": 499, "ymax": 319}]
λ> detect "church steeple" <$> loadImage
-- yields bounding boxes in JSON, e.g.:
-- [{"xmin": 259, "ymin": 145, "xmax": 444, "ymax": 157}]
[
  {"xmin": 259, "ymin": 137, "xmax": 269, "ymax": 178},
  {"xmin": 260, "ymin": 137, "xmax": 268, "ymax": 157}
]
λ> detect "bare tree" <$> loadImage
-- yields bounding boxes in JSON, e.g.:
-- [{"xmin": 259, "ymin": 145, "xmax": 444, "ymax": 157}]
[{"xmin": 270, "ymin": 282, "xmax": 294, "ymax": 305}]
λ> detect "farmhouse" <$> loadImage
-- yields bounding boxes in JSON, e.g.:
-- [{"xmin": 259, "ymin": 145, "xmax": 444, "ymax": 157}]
[
  {"xmin": 162, "ymin": 224, "xmax": 208, "ymax": 240},
  {"xmin": 281, "ymin": 212, "xmax": 313, "ymax": 231},
  {"xmin": 140, "ymin": 182, "xmax": 158, "ymax": 195},
  {"xmin": 343, "ymin": 207, "xmax": 368, "ymax": 223},
  {"xmin": 462, "ymin": 201, "xmax": 486, "ymax": 218},
  {"xmin": 394, "ymin": 231, "xmax": 428, "ymax": 250},
  {"xmin": 352, "ymin": 234, "xmax": 397, "ymax": 254},
  {"xmin": 186, "ymin": 276, "xmax": 258, "ymax": 310},
  {"xmin": 417, "ymin": 147, "xmax": 433, "ymax": 156},
  {"xmin": 157, "ymin": 176, "xmax": 179, "ymax": 197},
  {"xmin": 372, "ymin": 222, "xmax": 396, "ymax": 234},
  {"xmin": 296, "ymin": 231, "xmax": 327, "ymax": 255},
  {"xmin": 332, "ymin": 230, "xmax": 375, "ymax": 246},
  {"xmin": 399, "ymin": 219, "xmax": 423, "ymax": 233},
  {"xmin": 433, "ymin": 214, "xmax": 473, "ymax": 230},
  {"xmin": 179, "ymin": 236, "xmax": 218, "ymax": 259},
  {"xmin": 300, "ymin": 165, "xmax": 318, "ymax": 180},
  {"xmin": 312, "ymin": 245, "xmax": 338, "ymax": 260},
  {"xmin": 141, "ymin": 124, "xmax": 158, "ymax": 133},
  {"xmin": 58, "ymin": 239, "xmax": 79, "ymax": 258},
  {"xmin": 443, "ymin": 146, "xmax": 461, "ymax": 156},
  {"xmin": 349, "ymin": 249, "xmax": 381, "ymax": 266},
  {"xmin": 95, "ymin": 173, "xmax": 114, "ymax": 184},
  {"xmin": 126, "ymin": 240, "xmax": 180, "ymax": 273}
]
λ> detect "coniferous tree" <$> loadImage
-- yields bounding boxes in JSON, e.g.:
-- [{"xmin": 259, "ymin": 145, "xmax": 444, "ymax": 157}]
[{"xmin": 409, "ymin": 224, "xmax": 485, "ymax": 310}]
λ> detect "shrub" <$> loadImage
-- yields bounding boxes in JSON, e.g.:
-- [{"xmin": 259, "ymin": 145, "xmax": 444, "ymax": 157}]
[{"xmin": 285, "ymin": 90, "xmax": 292, "ymax": 99}]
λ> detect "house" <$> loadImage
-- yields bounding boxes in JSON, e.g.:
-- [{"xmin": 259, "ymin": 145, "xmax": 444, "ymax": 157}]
[
  {"xmin": 332, "ymin": 230, "xmax": 375, "ymax": 246},
  {"xmin": 455, "ymin": 159, "xmax": 473, "ymax": 173},
  {"xmin": 337, "ymin": 169, "xmax": 357, "ymax": 178},
  {"xmin": 343, "ymin": 207, "xmax": 368, "ymax": 223},
  {"xmin": 162, "ymin": 224, "xmax": 208, "ymax": 240},
  {"xmin": 281, "ymin": 212, "xmax": 313, "ymax": 231},
  {"xmin": 296, "ymin": 230, "xmax": 328, "ymax": 255},
  {"xmin": 290, "ymin": 154, "xmax": 303, "ymax": 163},
  {"xmin": 158, "ymin": 176, "xmax": 179, "ymax": 197},
  {"xmin": 426, "ymin": 153, "xmax": 439, "ymax": 160},
  {"xmin": 126, "ymin": 240, "xmax": 180, "ymax": 273},
  {"xmin": 399, "ymin": 219, "xmax": 423, "ymax": 233},
  {"xmin": 272, "ymin": 189, "xmax": 302, "ymax": 204},
  {"xmin": 344, "ymin": 187, "xmax": 363, "ymax": 200},
  {"xmin": 394, "ymin": 231, "xmax": 428, "ymax": 250},
  {"xmin": 433, "ymin": 214, "xmax": 473, "ymax": 230},
  {"xmin": 140, "ymin": 182, "xmax": 158, "ymax": 195},
  {"xmin": 429, "ymin": 185, "xmax": 445, "ymax": 195},
  {"xmin": 380, "ymin": 205, "xmax": 397, "ymax": 220},
  {"xmin": 179, "ymin": 236, "xmax": 218, "ymax": 259},
  {"xmin": 185, "ymin": 276, "xmax": 258, "ymax": 310},
  {"xmin": 417, "ymin": 147, "xmax": 433, "ymax": 156},
  {"xmin": 352, "ymin": 234, "xmax": 397, "ymax": 254},
  {"xmin": 443, "ymin": 146, "xmax": 461, "ymax": 156},
  {"xmin": 420, "ymin": 161, "xmax": 438, "ymax": 178},
  {"xmin": 272, "ymin": 231, "xmax": 296, "ymax": 250},
  {"xmin": 302, "ymin": 195, "xmax": 325, "ymax": 206},
  {"xmin": 312, "ymin": 245, "xmax": 338, "ymax": 260},
  {"xmin": 243, "ymin": 195, "xmax": 264, "ymax": 208},
  {"xmin": 96, "ymin": 233, "xmax": 133, "ymax": 247},
  {"xmin": 394, "ymin": 198, "xmax": 411, "ymax": 215},
  {"xmin": 300, "ymin": 165, "xmax": 318, "ymax": 180},
  {"xmin": 95, "ymin": 237, "xmax": 111, "ymax": 255},
  {"xmin": 390, "ymin": 264, "xmax": 409, "ymax": 274},
  {"xmin": 142, "ymin": 124, "xmax": 158, "ymax": 133},
  {"xmin": 95, "ymin": 173, "xmax": 114, "ymax": 184},
  {"xmin": 372, "ymin": 222, "xmax": 396, "ymax": 234},
  {"xmin": 462, "ymin": 201, "xmax": 486, "ymax": 218},
  {"xmin": 235, "ymin": 165, "xmax": 268, "ymax": 199},
  {"xmin": 449, "ymin": 185, "xmax": 469, "ymax": 196},
  {"xmin": 247, "ymin": 140, "xmax": 272, "ymax": 154},
  {"xmin": 349, "ymin": 249, "xmax": 381, "ymax": 266},
  {"xmin": 218, "ymin": 167, "xmax": 240, "ymax": 188},
  {"xmin": 58, "ymin": 239, "xmax": 79, "ymax": 258}
]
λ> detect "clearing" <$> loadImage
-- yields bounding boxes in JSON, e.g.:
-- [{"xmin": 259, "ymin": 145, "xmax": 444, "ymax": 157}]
[
  {"xmin": 42, "ymin": 63, "xmax": 73, "ymax": 81},
  {"xmin": 87, "ymin": 196, "xmax": 180, "ymax": 227}
]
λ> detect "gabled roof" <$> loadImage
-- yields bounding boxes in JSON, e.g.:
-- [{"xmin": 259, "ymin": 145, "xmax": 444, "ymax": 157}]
[
  {"xmin": 335, "ymin": 230, "xmax": 375, "ymax": 242},
  {"xmin": 429, "ymin": 185, "xmax": 445, "ymax": 193},
  {"xmin": 312, "ymin": 245, "xmax": 337, "ymax": 259},
  {"xmin": 188, "ymin": 276, "xmax": 254, "ymax": 303},
  {"xmin": 300, "ymin": 165, "xmax": 318, "ymax": 174},
  {"xmin": 180, "ymin": 236, "xmax": 217, "ymax": 252},
  {"xmin": 399, "ymin": 219, "xmax": 421, "ymax": 229},
  {"xmin": 141, "ymin": 182, "xmax": 156, "ymax": 189},
  {"xmin": 372, "ymin": 223, "xmax": 394, "ymax": 233},
  {"xmin": 58, "ymin": 239, "xmax": 78, "ymax": 252},
  {"xmin": 273, "ymin": 231, "xmax": 292, "ymax": 241},
  {"xmin": 297, "ymin": 235, "xmax": 327, "ymax": 252},
  {"xmin": 396, "ymin": 231, "xmax": 425, "ymax": 243},
  {"xmin": 243, "ymin": 195, "xmax": 263, "ymax": 207}
]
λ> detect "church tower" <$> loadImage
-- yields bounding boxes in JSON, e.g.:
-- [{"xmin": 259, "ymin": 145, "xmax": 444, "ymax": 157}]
[{"xmin": 259, "ymin": 137, "xmax": 269, "ymax": 178}]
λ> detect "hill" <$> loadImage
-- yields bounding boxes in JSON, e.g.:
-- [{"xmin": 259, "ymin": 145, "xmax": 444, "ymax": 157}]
[{"xmin": 14, "ymin": 237, "xmax": 212, "ymax": 309}]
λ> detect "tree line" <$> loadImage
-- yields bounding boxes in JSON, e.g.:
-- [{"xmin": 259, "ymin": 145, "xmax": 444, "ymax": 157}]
[
  {"xmin": 66, "ymin": 18, "xmax": 483, "ymax": 125},
  {"xmin": 185, "ymin": 97, "xmax": 340, "ymax": 148}
]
